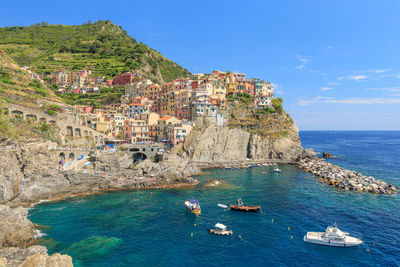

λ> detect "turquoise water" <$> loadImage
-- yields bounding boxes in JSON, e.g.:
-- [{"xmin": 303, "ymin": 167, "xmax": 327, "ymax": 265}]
[{"xmin": 29, "ymin": 131, "xmax": 400, "ymax": 266}]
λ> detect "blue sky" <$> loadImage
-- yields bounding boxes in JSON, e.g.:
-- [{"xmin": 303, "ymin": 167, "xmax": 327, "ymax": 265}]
[{"xmin": 2, "ymin": 0, "xmax": 400, "ymax": 130}]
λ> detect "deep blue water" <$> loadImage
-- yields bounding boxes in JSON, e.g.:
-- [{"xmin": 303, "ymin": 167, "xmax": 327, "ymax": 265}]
[{"xmin": 29, "ymin": 131, "xmax": 400, "ymax": 266}]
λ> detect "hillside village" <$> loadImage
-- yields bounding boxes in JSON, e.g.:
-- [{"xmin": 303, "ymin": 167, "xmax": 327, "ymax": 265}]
[{"xmin": 49, "ymin": 70, "xmax": 275, "ymax": 146}]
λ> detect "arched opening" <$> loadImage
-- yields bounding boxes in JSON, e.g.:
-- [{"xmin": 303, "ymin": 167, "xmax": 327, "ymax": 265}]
[
  {"xmin": 69, "ymin": 153, "xmax": 75, "ymax": 160},
  {"xmin": 59, "ymin": 152, "xmax": 65, "ymax": 160},
  {"xmin": 132, "ymin": 152, "xmax": 147, "ymax": 163},
  {"xmin": 26, "ymin": 114, "xmax": 37, "ymax": 121},
  {"xmin": 95, "ymin": 136, "xmax": 98, "ymax": 143},
  {"xmin": 3, "ymin": 108, "xmax": 8, "ymax": 115},
  {"xmin": 84, "ymin": 130, "xmax": 88, "ymax": 136},
  {"xmin": 66, "ymin": 126, "xmax": 73, "ymax": 137},
  {"xmin": 129, "ymin": 148, "xmax": 140, "ymax": 152},
  {"xmin": 75, "ymin": 128, "xmax": 81, "ymax": 137},
  {"xmin": 11, "ymin": 110, "xmax": 23, "ymax": 118},
  {"xmin": 49, "ymin": 120, "xmax": 56, "ymax": 124},
  {"xmin": 40, "ymin": 117, "xmax": 47, "ymax": 122}
]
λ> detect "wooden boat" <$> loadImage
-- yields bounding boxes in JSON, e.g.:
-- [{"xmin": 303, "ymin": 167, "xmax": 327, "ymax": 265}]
[
  {"xmin": 208, "ymin": 223, "xmax": 233, "ymax": 236},
  {"xmin": 230, "ymin": 205, "xmax": 261, "ymax": 212}
]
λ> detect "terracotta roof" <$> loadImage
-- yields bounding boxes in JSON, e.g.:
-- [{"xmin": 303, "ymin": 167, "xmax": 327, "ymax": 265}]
[{"xmin": 158, "ymin": 116, "xmax": 174, "ymax": 121}]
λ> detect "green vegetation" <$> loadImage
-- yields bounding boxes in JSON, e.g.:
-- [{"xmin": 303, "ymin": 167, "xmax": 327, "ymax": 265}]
[
  {"xmin": 28, "ymin": 80, "xmax": 47, "ymax": 97},
  {"xmin": 0, "ymin": 20, "xmax": 191, "ymax": 83},
  {"xmin": 272, "ymin": 98, "xmax": 283, "ymax": 114},
  {"xmin": 0, "ymin": 51, "xmax": 59, "ymax": 105},
  {"xmin": 226, "ymin": 93, "xmax": 254, "ymax": 104},
  {"xmin": 60, "ymin": 86, "xmax": 124, "ymax": 107}
]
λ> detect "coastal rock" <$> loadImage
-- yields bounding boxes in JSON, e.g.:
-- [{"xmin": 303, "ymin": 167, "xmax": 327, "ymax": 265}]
[
  {"xmin": 298, "ymin": 158, "xmax": 397, "ymax": 194},
  {"xmin": 322, "ymin": 151, "xmax": 335, "ymax": 158},
  {"xmin": 0, "ymin": 205, "xmax": 35, "ymax": 248},
  {"xmin": 183, "ymin": 125, "xmax": 250, "ymax": 162},
  {"xmin": 0, "ymin": 246, "xmax": 72, "ymax": 267},
  {"xmin": 183, "ymin": 112, "xmax": 310, "ymax": 163}
]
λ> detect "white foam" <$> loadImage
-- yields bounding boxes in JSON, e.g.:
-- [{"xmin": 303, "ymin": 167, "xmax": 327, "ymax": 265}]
[{"xmin": 34, "ymin": 229, "xmax": 47, "ymax": 238}]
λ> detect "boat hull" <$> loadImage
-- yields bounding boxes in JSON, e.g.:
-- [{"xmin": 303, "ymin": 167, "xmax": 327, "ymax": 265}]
[
  {"xmin": 304, "ymin": 233, "xmax": 362, "ymax": 247},
  {"xmin": 208, "ymin": 229, "xmax": 233, "ymax": 236},
  {"xmin": 230, "ymin": 205, "xmax": 260, "ymax": 212}
]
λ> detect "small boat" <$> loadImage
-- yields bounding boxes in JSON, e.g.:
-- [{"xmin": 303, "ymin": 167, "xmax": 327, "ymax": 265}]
[
  {"xmin": 230, "ymin": 198, "xmax": 261, "ymax": 212},
  {"xmin": 273, "ymin": 167, "xmax": 282, "ymax": 173},
  {"xmin": 185, "ymin": 198, "xmax": 201, "ymax": 216},
  {"xmin": 208, "ymin": 223, "xmax": 233, "ymax": 236},
  {"xmin": 225, "ymin": 166, "xmax": 233, "ymax": 170},
  {"xmin": 217, "ymin": 203, "xmax": 228, "ymax": 209},
  {"xmin": 304, "ymin": 223, "xmax": 363, "ymax": 247}
]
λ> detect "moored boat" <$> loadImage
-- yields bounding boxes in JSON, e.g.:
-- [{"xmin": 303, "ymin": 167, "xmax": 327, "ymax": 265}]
[
  {"xmin": 185, "ymin": 198, "xmax": 201, "ymax": 216},
  {"xmin": 207, "ymin": 223, "xmax": 233, "ymax": 236},
  {"xmin": 273, "ymin": 167, "xmax": 282, "ymax": 173},
  {"xmin": 304, "ymin": 223, "xmax": 363, "ymax": 247},
  {"xmin": 230, "ymin": 198, "xmax": 261, "ymax": 212},
  {"xmin": 225, "ymin": 166, "xmax": 233, "ymax": 170}
]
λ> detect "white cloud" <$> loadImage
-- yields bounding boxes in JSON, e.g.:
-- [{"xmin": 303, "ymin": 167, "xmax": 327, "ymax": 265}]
[
  {"xmin": 320, "ymin": 87, "xmax": 333, "ymax": 91},
  {"xmin": 368, "ymin": 69, "xmax": 391, "ymax": 73},
  {"xmin": 295, "ymin": 55, "xmax": 310, "ymax": 69},
  {"xmin": 338, "ymin": 75, "xmax": 367, "ymax": 81},
  {"xmin": 298, "ymin": 96, "xmax": 400, "ymax": 106}
]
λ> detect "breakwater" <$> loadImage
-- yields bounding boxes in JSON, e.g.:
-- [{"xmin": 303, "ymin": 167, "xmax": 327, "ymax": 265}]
[{"xmin": 298, "ymin": 158, "xmax": 397, "ymax": 194}]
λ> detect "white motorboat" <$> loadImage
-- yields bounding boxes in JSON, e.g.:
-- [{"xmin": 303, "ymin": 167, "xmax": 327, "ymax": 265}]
[
  {"xmin": 273, "ymin": 167, "xmax": 282, "ymax": 173},
  {"xmin": 304, "ymin": 223, "xmax": 363, "ymax": 247},
  {"xmin": 207, "ymin": 223, "xmax": 233, "ymax": 236}
]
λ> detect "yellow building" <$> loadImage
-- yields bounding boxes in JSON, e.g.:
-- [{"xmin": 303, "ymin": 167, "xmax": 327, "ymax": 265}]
[{"xmin": 156, "ymin": 115, "xmax": 181, "ymax": 140}]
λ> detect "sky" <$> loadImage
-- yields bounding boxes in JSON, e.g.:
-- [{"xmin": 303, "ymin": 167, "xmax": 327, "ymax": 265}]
[{"xmin": 2, "ymin": 0, "xmax": 400, "ymax": 130}]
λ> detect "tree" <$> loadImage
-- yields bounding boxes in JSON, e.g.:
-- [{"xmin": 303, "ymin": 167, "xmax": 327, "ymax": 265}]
[{"xmin": 272, "ymin": 98, "xmax": 283, "ymax": 114}]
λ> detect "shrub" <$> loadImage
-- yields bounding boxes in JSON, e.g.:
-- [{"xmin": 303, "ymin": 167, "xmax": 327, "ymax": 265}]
[{"xmin": 47, "ymin": 109, "xmax": 55, "ymax": 116}]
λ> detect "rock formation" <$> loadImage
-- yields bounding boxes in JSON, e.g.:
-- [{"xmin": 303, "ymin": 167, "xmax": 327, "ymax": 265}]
[
  {"xmin": 298, "ymin": 158, "xmax": 397, "ymax": 194},
  {"xmin": 0, "ymin": 246, "xmax": 72, "ymax": 267},
  {"xmin": 322, "ymin": 151, "xmax": 335, "ymax": 158},
  {"xmin": 183, "ymin": 102, "xmax": 307, "ymax": 163}
]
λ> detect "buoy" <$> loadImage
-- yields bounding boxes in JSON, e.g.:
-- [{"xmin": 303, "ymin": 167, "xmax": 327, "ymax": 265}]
[
  {"xmin": 272, "ymin": 218, "xmax": 274, "ymax": 223},
  {"xmin": 367, "ymin": 249, "xmax": 370, "ymax": 252},
  {"xmin": 288, "ymin": 227, "xmax": 290, "ymax": 231},
  {"xmin": 290, "ymin": 235, "xmax": 293, "ymax": 239},
  {"xmin": 373, "ymin": 243, "xmax": 375, "ymax": 246},
  {"xmin": 239, "ymin": 235, "xmax": 242, "ymax": 239},
  {"xmin": 190, "ymin": 232, "xmax": 193, "ymax": 237}
]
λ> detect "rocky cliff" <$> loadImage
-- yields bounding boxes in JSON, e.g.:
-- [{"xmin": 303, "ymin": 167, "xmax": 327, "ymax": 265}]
[{"xmin": 184, "ymin": 100, "xmax": 309, "ymax": 163}]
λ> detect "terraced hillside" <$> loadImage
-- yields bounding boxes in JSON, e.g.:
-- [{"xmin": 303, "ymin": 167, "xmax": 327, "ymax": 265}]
[{"xmin": 0, "ymin": 20, "xmax": 191, "ymax": 83}]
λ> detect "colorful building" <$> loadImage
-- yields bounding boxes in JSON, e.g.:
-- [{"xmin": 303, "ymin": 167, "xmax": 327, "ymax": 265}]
[{"xmin": 167, "ymin": 121, "xmax": 193, "ymax": 145}]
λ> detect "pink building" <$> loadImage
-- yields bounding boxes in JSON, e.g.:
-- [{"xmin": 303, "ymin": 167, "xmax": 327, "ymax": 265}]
[
  {"xmin": 124, "ymin": 119, "xmax": 149, "ymax": 143},
  {"xmin": 167, "ymin": 121, "xmax": 193, "ymax": 145}
]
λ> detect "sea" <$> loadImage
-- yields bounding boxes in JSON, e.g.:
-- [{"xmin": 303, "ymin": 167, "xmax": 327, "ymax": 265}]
[{"xmin": 28, "ymin": 131, "xmax": 400, "ymax": 266}]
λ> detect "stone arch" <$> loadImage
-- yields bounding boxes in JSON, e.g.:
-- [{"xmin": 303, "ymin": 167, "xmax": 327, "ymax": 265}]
[
  {"xmin": 84, "ymin": 130, "xmax": 88, "ymax": 136},
  {"xmin": 132, "ymin": 152, "xmax": 147, "ymax": 163},
  {"xmin": 89, "ymin": 131, "xmax": 93, "ymax": 137},
  {"xmin": 49, "ymin": 120, "xmax": 56, "ymax": 124},
  {"xmin": 277, "ymin": 152, "xmax": 283, "ymax": 160},
  {"xmin": 95, "ymin": 136, "xmax": 98, "ymax": 143},
  {"xmin": 26, "ymin": 114, "xmax": 38, "ymax": 121},
  {"xmin": 69, "ymin": 153, "xmax": 75, "ymax": 159},
  {"xmin": 11, "ymin": 110, "xmax": 24, "ymax": 118},
  {"xmin": 75, "ymin": 128, "xmax": 81, "ymax": 137},
  {"xmin": 59, "ymin": 152, "xmax": 65, "ymax": 160},
  {"xmin": 3, "ymin": 108, "xmax": 8, "ymax": 115},
  {"xmin": 66, "ymin": 126, "xmax": 73, "ymax": 137},
  {"xmin": 40, "ymin": 117, "xmax": 47, "ymax": 122}
]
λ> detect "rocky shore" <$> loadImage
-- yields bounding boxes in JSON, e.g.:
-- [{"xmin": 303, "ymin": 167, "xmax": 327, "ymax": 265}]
[
  {"xmin": 0, "ymin": 139, "xmax": 200, "ymax": 266},
  {"xmin": 298, "ymin": 158, "xmax": 397, "ymax": 194}
]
